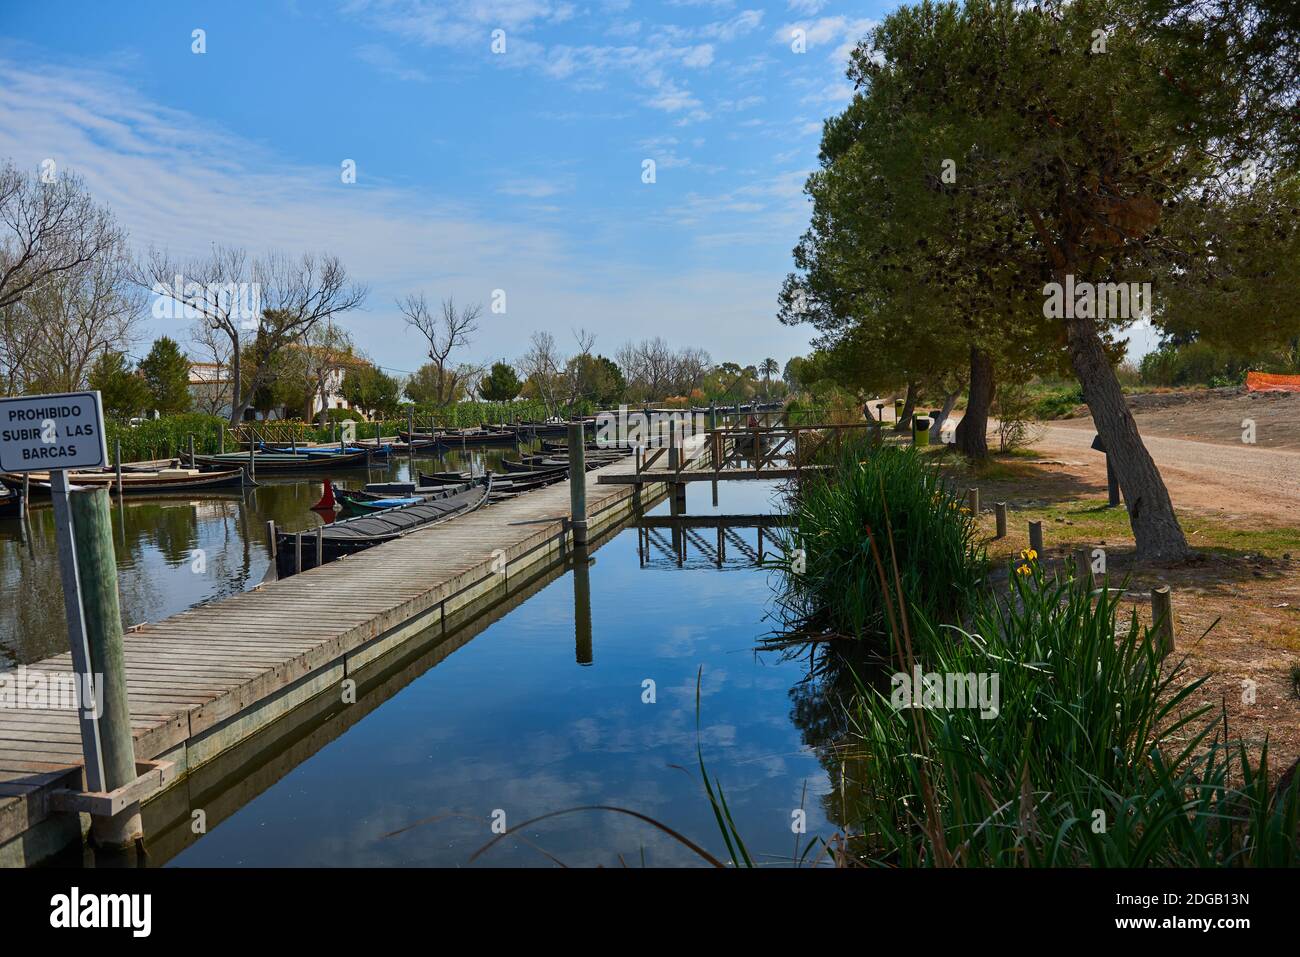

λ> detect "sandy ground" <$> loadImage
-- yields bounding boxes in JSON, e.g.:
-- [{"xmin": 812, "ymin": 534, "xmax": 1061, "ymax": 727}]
[
  {"xmin": 934, "ymin": 390, "xmax": 1300, "ymax": 783},
  {"xmin": 1033, "ymin": 419, "xmax": 1300, "ymax": 527}
]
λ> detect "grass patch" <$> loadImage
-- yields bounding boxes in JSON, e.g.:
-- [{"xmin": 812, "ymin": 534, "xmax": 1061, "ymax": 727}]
[{"xmin": 772, "ymin": 440, "xmax": 985, "ymax": 643}]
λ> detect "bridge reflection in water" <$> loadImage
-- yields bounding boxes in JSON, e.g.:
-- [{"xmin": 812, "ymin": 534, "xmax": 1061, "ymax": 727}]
[{"xmin": 633, "ymin": 514, "xmax": 794, "ymax": 570}]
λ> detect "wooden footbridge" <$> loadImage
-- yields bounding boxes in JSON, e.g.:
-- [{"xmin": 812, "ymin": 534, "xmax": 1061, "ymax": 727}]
[
  {"xmin": 0, "ymin": 442, "xmax": 688, "ymax": 866},
  {"xmin": 597, "ymin": 421, "xmax": 876, "ymax": 486}
]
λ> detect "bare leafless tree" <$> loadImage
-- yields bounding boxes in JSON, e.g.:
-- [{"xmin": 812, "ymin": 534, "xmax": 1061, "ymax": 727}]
[
  {"xmin": 397, "ymin": 294, "xmax": 480, "ymax": 406},
  {"xmin": 139, "ymin": 246, "xmax": 367, "ymax": 422},
  {"xmin": 0, "ymin": 160, "xmax": 122, "ymax": 313},
  {"xmin": 21, "ymin": 229, "xmax": 143, "ymax": 392},
  {"xmin": 518, "ymin": 330, "xmax": 565, "ymax": 417}
]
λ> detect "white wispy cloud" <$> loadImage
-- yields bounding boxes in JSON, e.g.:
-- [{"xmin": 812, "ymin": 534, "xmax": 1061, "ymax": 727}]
[
  {"xmin": 0, "ymin": 55, "xmax": 807, "ymax": 366},
  {"xmin": 355, "ymin": 42, "xmax": 431, "ymax": 82}
]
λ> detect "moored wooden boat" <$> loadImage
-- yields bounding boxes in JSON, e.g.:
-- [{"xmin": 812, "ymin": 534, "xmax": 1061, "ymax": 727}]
[
  {"xmin": 1, "ymin": 467, "xmax": 248, "ymax": 495},
  {"xmin": 274, "ymin": 476, "xmax": 491, "ymax": 577},
  {"xmin": 0, "ymin": 484, "xmax": 22, "ymax": 518},
  {"xmin": 193, "ymin": 448, "xmax": 373, "ymax": 472}
]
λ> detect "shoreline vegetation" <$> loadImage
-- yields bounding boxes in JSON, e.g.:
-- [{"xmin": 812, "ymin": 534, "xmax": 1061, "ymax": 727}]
[{"xmin": 747, "ymin": 438, "xmax": 1299, "ymax": 867}]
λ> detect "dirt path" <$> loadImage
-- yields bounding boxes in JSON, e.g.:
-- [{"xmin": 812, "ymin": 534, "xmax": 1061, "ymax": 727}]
[{"xmin": 1031, "ymin": 420, "xmax": 1300, "ymax": 526}]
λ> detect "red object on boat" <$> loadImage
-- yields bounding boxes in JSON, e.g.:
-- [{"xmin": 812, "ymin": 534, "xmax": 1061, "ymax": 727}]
[{"xmin": 312, "ymin": 481, "xmax": 337, "ymax": 511}]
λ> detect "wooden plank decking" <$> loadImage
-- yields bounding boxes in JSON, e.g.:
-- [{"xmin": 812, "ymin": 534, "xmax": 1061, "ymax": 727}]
[{"xmin": 0, "ymin": 448, "xmax": 684, "ymax": 865}]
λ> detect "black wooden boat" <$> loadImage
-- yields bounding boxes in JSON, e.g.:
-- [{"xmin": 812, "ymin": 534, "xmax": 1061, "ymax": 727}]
[
  {"xmin": 2, "ymin": 467, "xmax": 248, "ymax": 495},
  {"xmin": 193, "ymin": 448, "xmax": 373, "ymax": 472},
  {"xmin": 274, "ymin": 476, "xmax": 491, "ymax": 578},
  {"xmin": 417, "ymin": 465, "xmax": 566, "ymax": 487},
  {"xmin": 0, "ymin": 484, "xmax": 22, "ymax": 518}
]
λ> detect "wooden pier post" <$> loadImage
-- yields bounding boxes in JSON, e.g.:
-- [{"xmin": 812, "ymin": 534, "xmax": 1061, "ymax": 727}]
[
  {"xmin": 20, "ymin": 472, "xmax": 29, "ymax": 520},
  {"xmin": 295, "ymin": 532, "xmax": 303, "ymax": 575},
  {"xmin": 187, "ymin": 432, "xmax": 195, "ymax": 469},
  {"xmin": 573, "ymin": 546, "xmax": 593, "ymax": 666},
  {"xmin": 266, "ymin": 521, "xmax": 277, "ymax": 560},
  {"xmin": 68, "ymin": 486, "xmax": 142, "ymax": 848},
  {"xmin": 995, "ymin": 502, "xmax": 1007, "ymax": 539},
  {"xmin": 316, "ymin": 526, "xmax": 324, "ymax": 569},
  {"xmin": 114, "ymin": 438, "xmax": 123, "ymax": 499},
  {"xmin": 1029, "ymin": 520, "xmax": 1044, "ymax": 554},
  {"xmin": 247, "ymin": 441, "xmax": 256, "ymax": 481},
  {"xmin": 568, "ymin": 422, "xmax": 588, "ymax": 546},
  {"xmin": 668, "ymin": 419, "xmax": 680, "ymax": 471},
  {"xmin": 1151, "ymin": 586, "xmax": 1174, "ymax": 657},
  {"xmin": 967, "ymin": 487, "xmax": 980, "ymax": 517}
]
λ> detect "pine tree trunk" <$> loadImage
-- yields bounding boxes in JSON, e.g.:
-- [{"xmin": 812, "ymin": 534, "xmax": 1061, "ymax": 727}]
[
  {"xmin": 955, "ymin": 346, "xmax": 994, "ymax": 459},
  {"xmin": 930, "ymin": 389, "xmax": 960, "ymax": 443},
  {"xmin": 892, "ymin": 380, "xmax": 918, "ymax": 431},
  {"xmin": 1063, "ymin": 305, "xmax": 1190, "ymax": 562}
]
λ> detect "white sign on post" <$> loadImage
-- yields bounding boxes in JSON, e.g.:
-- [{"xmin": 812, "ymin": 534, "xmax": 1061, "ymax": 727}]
[
  {"xmin": 0, "ymin": 391, "xmax": 109, "ymax": 791},
  {"xmin": 0, "ymin": 390, "xmax": 108, "ymax": 472}
]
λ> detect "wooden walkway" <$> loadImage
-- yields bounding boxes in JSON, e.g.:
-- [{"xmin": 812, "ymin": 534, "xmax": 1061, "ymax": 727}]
[{"xmin": 0, "ymin": 448, "xmax": 682, "ymax": 866}]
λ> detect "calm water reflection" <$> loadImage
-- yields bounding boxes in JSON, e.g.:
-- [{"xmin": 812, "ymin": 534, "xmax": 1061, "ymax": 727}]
[
  {"xmin": 161, "ymin": 480, "xmax": 834, "ymax": 867},
  {"xmin": 0, "ymin": 446, "xmax": 531, "ymax": 665}
]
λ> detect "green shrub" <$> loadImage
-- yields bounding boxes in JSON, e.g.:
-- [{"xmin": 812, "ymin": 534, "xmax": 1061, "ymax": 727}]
[
  {"xmin": 105, "ymin": 413, "xmax": 228, "ymax": 462},
  {"xmin": 772, "ymin": 441, "xmax": 985, "ymax": 642},
  {"xmin": 836, "ymin": 563, "xmax": 1300, "ymax": 866}
]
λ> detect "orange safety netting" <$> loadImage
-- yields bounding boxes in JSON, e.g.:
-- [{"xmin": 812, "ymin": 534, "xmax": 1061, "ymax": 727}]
[{"xmin": 1246, "ymin": 371, "xmax": 1300, "ymax": 393}]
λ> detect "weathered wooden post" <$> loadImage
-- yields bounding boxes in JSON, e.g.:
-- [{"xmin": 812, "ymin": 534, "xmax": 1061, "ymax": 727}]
[
  {"xmin": 219, "ymin": 426, "xmax": 225, "ymax": 454},
  {"xmin": 1029, "ymin": 520, "xmax": 1044, "ymax": 554},
  {"xmin": 994, "ymin": 502, "xmax": 1007, "ymax": 539},
  {"xmin": 967, "ymin": 487, "xmax": 980, "ymax": 517},
  {"xmin": 114, "ymin": 438, "xmax": 123, "ymax": 499},
  {"xmin": 1151, "ymin": 586, "xmax": 1175, "ymax": 657},
  {"xmin": 668, "ymin": 419, "xmax": 680, "ymax": 471},
  {"xmin": 315, "ymin": 525, "xmax": 324, "ymax": 569},
  {"xmin": 295, "ymin": 531, "xmax": 303, "ymax": 575},
  {"xmin": 247, "ymin": 441, "xmax": 256, "ymax": 481},
  {"xmin": 69, "ymin": 487, "xmax": 141, "ymax": 848},
  {"xmin": 1074, "ymin": 547, "xmax": 1093, "ymax": 593},
  {"xmin": 20, "ymin": 472, "xmax": 29, "ymax": 520},
  {"xmin": 187, "ymin": 432, "xmax": 195, "ymax": 468},
  {"xmin": 708, "ymin": 402, "xmax": 717, "ymax": 431},
  {"xmin": 568, "ymin": 422, "xmax": 588, "ymax": 546},
  {"xmin": 266, "ymin": 520, "xmax": 277, "ymax": 562},
  {"xmin": 573, "ymin": 547, "xmax": 593, "ymax": 666}
]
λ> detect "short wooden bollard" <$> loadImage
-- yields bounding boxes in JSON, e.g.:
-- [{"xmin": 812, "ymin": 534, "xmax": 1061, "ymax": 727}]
[
  {"xmin": 967, "ymin": 487, "xmax": 980, "ymax": 517},
  {"xmin": 266, "ymin": 520, "xmax": 277, "ymax": 558},
  {"xmin": 1074, "ymin": 547, "xmax": 1093, "ymax": 592},
  {"xmin": 1028, "ymin": 520, "xmax": 1044, "ymax": 554},
  {"xmin": 315, "ymin": 526, "xmax": 324, "ymax": 568},
  {"xmin": 1152, "ymin": 586, "xmax": 1175, "ymax": 657},
  {"xmin": 295, "ymin": 532, "xmax": 303, "ymax": 574},
  {"xmin": 187, "ymin": 433, "xmax": 195, "ymax": 468},
  {"xmin": 994, "ymin": 502, "xmax": 1007, "ymax": 539}
]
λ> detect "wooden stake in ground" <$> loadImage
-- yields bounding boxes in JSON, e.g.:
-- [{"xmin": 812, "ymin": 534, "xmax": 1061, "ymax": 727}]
[
  {"xmin": 994, "ymin": 502, "xmax": 1007, "ymax": 539},
  {"xmin": 1151, "ymin": 586, "xmax": 1175, "ymax": 658},
  {"xmin": 1029, "ymin": 520, "xmax": 1044, "ymax": 554}
]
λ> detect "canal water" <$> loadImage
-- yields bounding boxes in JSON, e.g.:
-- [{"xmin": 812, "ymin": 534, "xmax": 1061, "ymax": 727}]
[
  {"xmin": 1, "ymin": 446, "xmax": 529, "ymax": 665},
  {"xmin": 3, "ymin": 457, "xmax": 837, "ymax": 867}
]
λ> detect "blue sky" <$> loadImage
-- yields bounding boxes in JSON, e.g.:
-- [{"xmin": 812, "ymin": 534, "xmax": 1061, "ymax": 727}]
[{"xmin": 0, "ymin": 0, "xmax": 900, "ymax": 378}]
